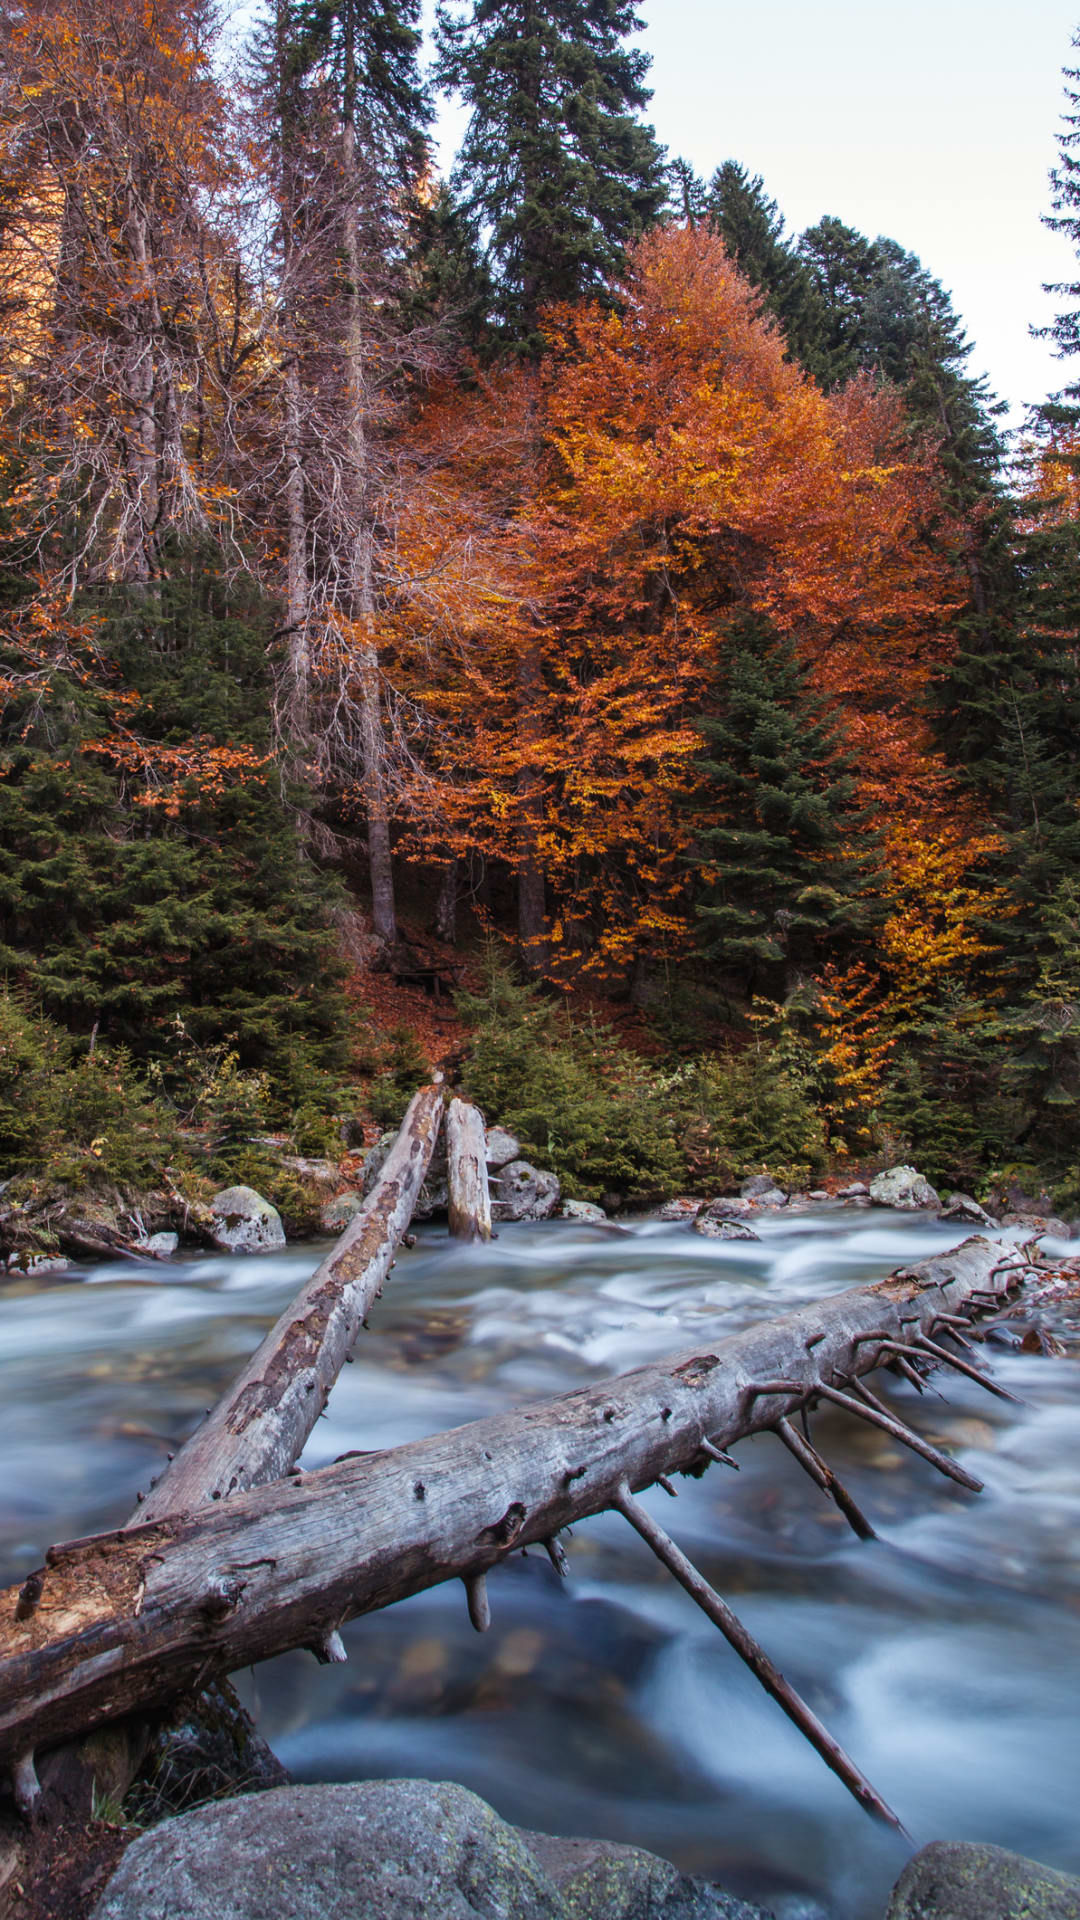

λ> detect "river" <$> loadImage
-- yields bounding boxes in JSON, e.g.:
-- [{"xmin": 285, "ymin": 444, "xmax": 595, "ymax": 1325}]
[{"xmin": 2, "ymin": 1206, "xmax": 1079, "ymax": 1918}]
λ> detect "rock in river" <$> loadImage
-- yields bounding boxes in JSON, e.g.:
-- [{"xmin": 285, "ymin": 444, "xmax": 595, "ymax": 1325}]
[
  {"xmin": 208, "ymin": 1186, "xmax": 286, "ymax": 1255},
  {"xmin": 491, "ymin": 1160, "xmax": 561, "ymax": 1222},
  {"xmin": 92, "ymin": 1780, "xmax": 772, "ymax": 1920},
  {"xmin": 885, "ymin": 1839, "xmax": 1080, "ymax": 1920},
  {"xmin": 869, "ymin": 1165, "xmax": 940, "ymax": 1211}
]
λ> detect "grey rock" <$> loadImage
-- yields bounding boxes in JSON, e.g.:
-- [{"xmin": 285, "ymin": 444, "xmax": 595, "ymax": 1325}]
[
  {"xmin": 869, "ymin": 1165, "xmax": 941, "ymax": 1211},
  {"xmin": 6, "ymin": 1250, "xmax": 70, "ymax": 1274},
  {"xmin": 208, "ymin": 1187, "xmax": 286, "ymax": 1255},
  {"xmin": 485, "ymin": 1126, "xmax": 522, "ymax": 1170},
  {"xmin": 521, "ymin": 1830, "xmax": 771, "ymax": 1920},
  {"xmin": 751, "ymin": 1187, "xmax": 788, "ymax": 1209},
  {"xmin": 93, "ymin": 1779, "xmax": 566, "ymax": 1920},
  {"xmin": 938, "ymin": 1192, "xmax": 996, "ymax": 1228},
  {"xmin": 1002, "ymin": 1211, "xmax": 1072, "ymax": 1239},
  {"xmin": 659, "ymin": 1197, "xmax": 703, "ymax": 1222},
  {"xmin": 885, "ymin": 1839, "xmax": 1080, "ymax": 1920},
  {"xmin": 277, "ymin": 1155, "xmax": 339, "ymax": 1190},
  {"xmin": 135, "ymin": 1231, "xmax": 178, "ymax": 1258},
  {"xmin": 835, "ymin": 1182, "xmax": 869, "ymax": 1199},
  {"xmin": 741, "ymin": 1174, "xmax": 787, "ymax": 1202},
  {"xmin": 318, "ymin": 1191, "xmax": 364, "ymax": 1235},
  {"xmin": 699, "ymin": 1196, "xmax": 753, "ymax": 1222},
  {"xmin": 491, "ymin": 1160, "xmax": 561, "ymax": 1222},
  {"xmin": 560, "ymin": 1199, "xmax": 608, "ymax": 1222},
  {"xmin": 694, "ymin": 1217, "xmax": 761, "ymax": 1241},
  {"xmin": 360, "ymin": 1131, "xmax": 397, "ymax": 1194}
]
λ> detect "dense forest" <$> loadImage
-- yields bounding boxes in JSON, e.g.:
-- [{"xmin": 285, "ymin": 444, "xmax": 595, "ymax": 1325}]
[{"xmin": 2, "ymin": 0, "xmax": 1080, "ymax": 1229}]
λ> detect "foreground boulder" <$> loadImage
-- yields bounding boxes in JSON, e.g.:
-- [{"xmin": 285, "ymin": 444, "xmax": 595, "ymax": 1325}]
[
  {"xmin": 869, "ymin": 1165, "xmax": 941, "ymax": 1211},
  {"xmin": 208, "ymin": 1187, "xmax": 286, "ymax": 1254},
  {"xmin": 491, "ymin": 1159, "xmax": 561, "ymax": 1221},
  {"xmin": 93, "ymin": 1780, "xmax": 771, "ymax": 1920},
  {"xmin": 885, "ymin": 1840, "xmax": 1080, "ymax": 1920},
  {"xmin": 522, "ymin": 1829, "xmax": 770, "ymax": 1919}
]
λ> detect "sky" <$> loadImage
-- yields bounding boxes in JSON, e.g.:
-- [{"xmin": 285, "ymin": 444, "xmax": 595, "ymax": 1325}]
[{"xmin": 428, "ymin": 0, "xmax": 1080, "ymax": 428}]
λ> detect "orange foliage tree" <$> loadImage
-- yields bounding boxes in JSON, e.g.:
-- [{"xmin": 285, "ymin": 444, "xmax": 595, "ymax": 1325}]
[{"xmin": 395, "ymin": 224, "xmax": 965, "ymax": 982}]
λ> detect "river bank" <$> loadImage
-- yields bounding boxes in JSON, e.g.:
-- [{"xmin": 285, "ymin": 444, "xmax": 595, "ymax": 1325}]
[{"xmin": 3, "ymin": 1207, "xmax": 1079, "ymax": 1918}]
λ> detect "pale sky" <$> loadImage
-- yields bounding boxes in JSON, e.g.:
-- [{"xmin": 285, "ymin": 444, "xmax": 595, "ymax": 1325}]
[{"xmin": 429, "ymin": 0, "xmax": 1080, "ymax": 428}]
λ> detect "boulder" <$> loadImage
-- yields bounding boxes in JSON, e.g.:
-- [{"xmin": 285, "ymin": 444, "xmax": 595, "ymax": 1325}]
[
  {"xmin": 485, "ymin": 1126, "xmax": 522, "ymax": 1170},
  {"xmin": 92, "ymin": 1780, "xmax": 772, "ymax": 1920},
  {"xmin": 5, "ymin": 1250, "xmax": 70, "ymax": 1275},
  {"xmin": 884, "ymin": 1839, "xmax": 1080, "ymax": 1920},
  {"xmin": 491, "ymin": 1160, "xmax": 561, "ymax": 1222},
  {"xmin": 694, "ymin": 1217, "xmax": 760, "ymax": 1241},
  {"xmin": 208, "ymin": 1187, "xmax": 286, "ymax": 1255},
  {"xmin": 93, "ymin": 1779, "xmax": 566, "ymax": 1920},
  {"xmin": 807, "ymin": 1189, "xmax": 830, "ymax": 1201},
  {"xmin": 699, "ymin": 1196, "xmax": 753, "ymax": 1222},
  {"xmin": 1002, "ymin": 1211, "xmax": 1072, "ymax": 1239},
  {"xmin": 835, "ymin": 1182, "xmax": 869, "ymax": 1199},
  {"xmin": 560, "ymin": 1199, "xmax": 608, "ymax": 1222},
  {"xmin": 658, "ymin": 1198, "xmax": 703, "ymax": 1222},
  {"xmin": 135, "ymin": 1231, "xmax": 178, "ymax": 1258},
  {"xmin": 869, "ymin": 1165, "xmax": 940, "ymax": 1211},
  {"xmin": 938, "ymin": 1192, "xmax": 996, "ymax": 1228},
  {"xmin": 318, "ymin": 1192, "xmax": 365, "ymax": 1236},
  {"xmin": 277, "ymin": 1155, "xmax": 340, "ymax": 1191},
  {"xmin": 740, "ymin": 1174, "xmax": 787, "ymax": 1202},
  {"xmin": 521, "ymin": 1830, "xmax": 771, "ymax": 1920}
]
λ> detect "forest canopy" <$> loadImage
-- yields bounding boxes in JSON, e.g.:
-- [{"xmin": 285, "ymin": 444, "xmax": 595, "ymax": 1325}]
[{"xmin": 1, "ymin": 0, "xmax": 1079, "ymax": 1208}]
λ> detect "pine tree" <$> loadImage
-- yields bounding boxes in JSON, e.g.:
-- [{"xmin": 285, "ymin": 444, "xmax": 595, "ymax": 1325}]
[
  {"xmin": 703, "ymin": 162, "xmax": 826, "ymax": 375},
  {"xmin": 435, "ymin": 0, "xmax": 667, "ymax": 351},
  {"xmin": 0, "ymin": 551, "xmax": 346, "ymax": 1107},
  {"xmin": 1036, "ymin": 30, "xmax": 1080, "ymax": 432},
  {"xmin": 693, "ymin": 619, "xmax": 871, "ymax": 997}
]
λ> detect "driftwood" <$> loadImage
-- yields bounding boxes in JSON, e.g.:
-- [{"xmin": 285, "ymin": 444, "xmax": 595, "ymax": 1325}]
[
  {"xmin": 139, "ymin": 1080, "xmax": 445, "ymax": 1522},
  {"xmin": 0, "ymin": 1236, "xmax": 1030, "ymax": 1831},
  {"xmin": 445, "ymin": 1098, "xmax": 492, "ymax": 1242}
]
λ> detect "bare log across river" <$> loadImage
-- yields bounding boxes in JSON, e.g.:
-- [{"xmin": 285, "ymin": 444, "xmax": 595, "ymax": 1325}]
[{"xmin": 0, "ymin": 1235, "xmax": 1033, "ymax": 1834}]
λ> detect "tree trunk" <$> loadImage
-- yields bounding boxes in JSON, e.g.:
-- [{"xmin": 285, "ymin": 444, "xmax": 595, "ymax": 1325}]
[
  {"xmin": 446, "ymin": 1098, "xmax": 491, "ymax": 1242},
  {"xmin": 517, "ymin": 642, "xmax": 548, "ymax": 973},
  {"xmin": 0, "ymin": 1238, "xmax": 1029, "ymax": 1789},
  {"xmin": 435, "ymin": 859, "xmax": 459, "ymax": 944},
  {"xmin": 139, "ymin": 1081, "xmax": 445, "ymax": 1522}
]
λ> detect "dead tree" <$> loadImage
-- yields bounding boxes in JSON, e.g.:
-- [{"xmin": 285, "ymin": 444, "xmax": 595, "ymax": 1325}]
[
  {"xmin": 445, "ymin": 1098, "xmax": 491, "ymax": 1242},
  {"xmin": 139, "ymin": 1080, "xmax": 445, "ymax": 1522},
  {"xmin": 0, "ymin": 1237, "xmax": 1033, "ymax": 1832}
]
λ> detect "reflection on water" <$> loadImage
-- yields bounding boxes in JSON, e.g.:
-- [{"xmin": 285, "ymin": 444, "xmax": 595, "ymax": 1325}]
[{"xmin": 2, "ymin": 1207, "xmax": 1079, "ymax": 1918}]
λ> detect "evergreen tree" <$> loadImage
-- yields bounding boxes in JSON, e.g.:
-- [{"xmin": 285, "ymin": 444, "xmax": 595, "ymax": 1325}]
[
  {"xmin": 703, "ymin": 161, "xmax": 826, "ymax": 376},
  {"xmin": 435, "ymin": 0, "xmax": 667, "ymax": 350},
  {"xmin": 1036, "ymin": 30, "xmax": 1080, "ymax": 433},
  {"xmin": 693, "ymin": 619, "xmax": 870, "ymax": 996},
  {"xmin": 0, "ymin": 551, "xmax": 346, "ymax": 1109}
]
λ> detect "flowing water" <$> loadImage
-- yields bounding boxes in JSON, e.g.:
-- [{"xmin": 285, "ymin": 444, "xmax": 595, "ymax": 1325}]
[{"xmin": 3, "ymin": 1207, "xmax": 1080, "ymax": 1918}]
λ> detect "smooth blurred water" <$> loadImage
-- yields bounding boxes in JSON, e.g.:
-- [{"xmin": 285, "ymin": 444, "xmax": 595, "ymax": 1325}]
[{"xmin": 2, "ymin": 1206, "xmax": 1079, "ymax": 1918}]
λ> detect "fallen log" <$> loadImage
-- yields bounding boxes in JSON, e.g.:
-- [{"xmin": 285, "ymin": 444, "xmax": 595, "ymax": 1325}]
[
  {"xmin": 0, "ymin": 1237, "xmax": 1029, "ymax": 1825},
  {"xmin": 138, "ymin": 1080, "xmax": 445, "ymax": 1522},
  {"xmin": 0, "ymin": 1085, "xmax": 445, "ymax": 1850},
  {"xmin": 446, "ymin": 1098, "xmax": 492, "ymax": 1243}
]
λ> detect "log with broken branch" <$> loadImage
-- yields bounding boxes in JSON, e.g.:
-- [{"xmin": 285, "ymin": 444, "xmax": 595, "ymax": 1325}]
[
  {"xmin": 0, "ymin": 1236, "xmax": 1032, "ymax": 1833},
  {"xmin": 138, "ymin": 1079, "xmax": 445, "ymax": 1521}
]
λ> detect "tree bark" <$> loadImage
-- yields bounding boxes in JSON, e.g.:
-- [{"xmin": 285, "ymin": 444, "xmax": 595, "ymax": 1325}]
[
  {"xmin": 446, "ymin": 1098, "xmax": 491, "ymax": 1243},
  {"xmin": 138, "ymin": 1081, "xmax": 445, "ymax": 1523},
  {"xmin": 0, "ymin": 1237, "xmax": 1029, "ymax": 1779}
]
